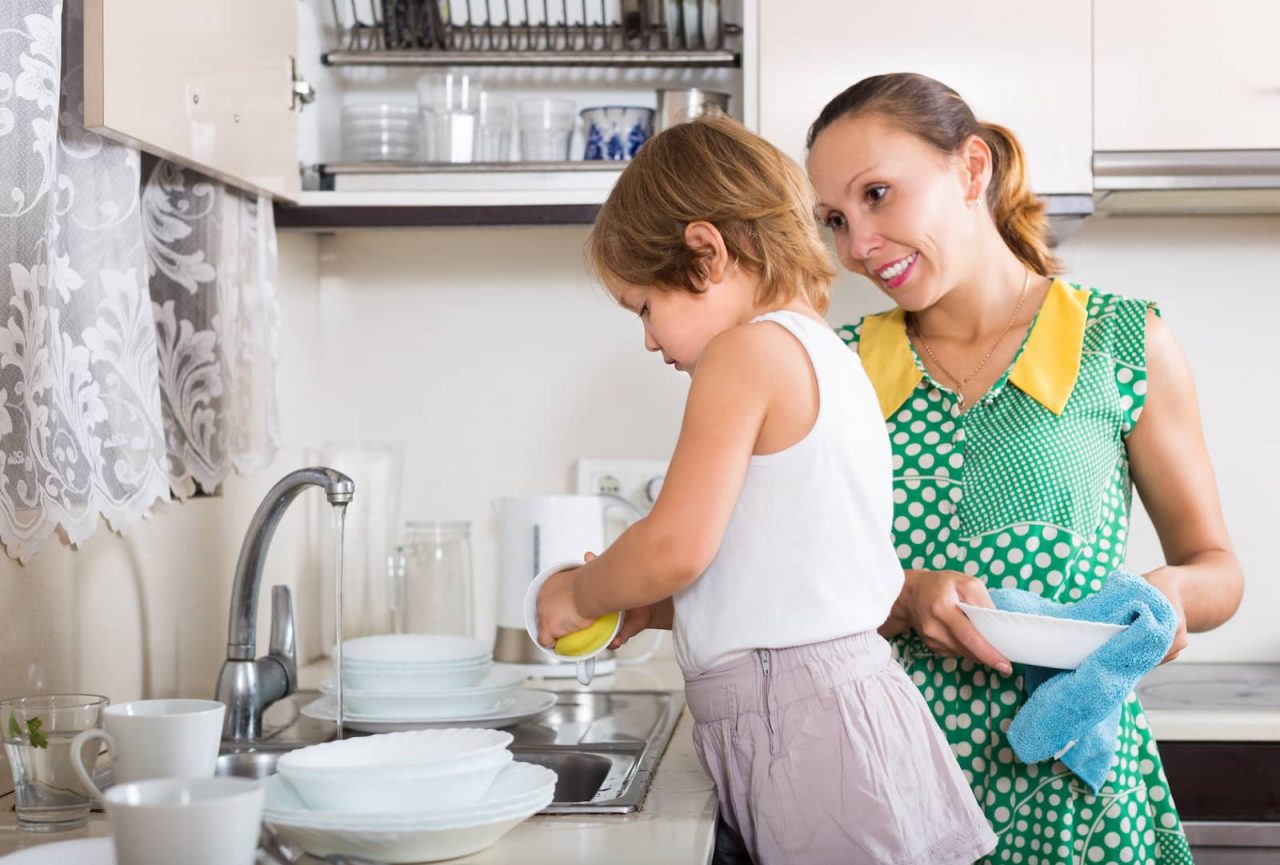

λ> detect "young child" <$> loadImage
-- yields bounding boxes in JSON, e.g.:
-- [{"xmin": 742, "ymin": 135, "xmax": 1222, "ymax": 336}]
[{"xmin": 535, "ymin": 115, "xmax": 997, "ymax": 865}]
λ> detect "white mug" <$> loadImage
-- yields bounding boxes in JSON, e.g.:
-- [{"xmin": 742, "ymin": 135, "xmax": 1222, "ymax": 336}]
[
  {"xmin": 104, "ymin": 777, "xmax": 264, "ymax": 865},
  {"xmin": 524, "ymin": 559, "xmax": 624, "ymax": 685},
  {"xmin": 71, "ymin": 699, "xmax": 225, "ymax": 801}
]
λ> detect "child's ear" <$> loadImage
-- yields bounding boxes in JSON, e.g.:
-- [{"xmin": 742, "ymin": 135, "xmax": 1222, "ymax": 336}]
[{"xmin": 684, "ymin": 221, "xmax": 729, "ymax": 284}]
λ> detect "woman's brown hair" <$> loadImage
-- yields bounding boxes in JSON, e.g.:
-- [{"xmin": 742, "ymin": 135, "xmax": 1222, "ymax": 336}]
[
  {"xmin": 588, "ymin": 114, "xmax": 836, "ymax": 314},
  {"xmin": 806, "ymin": 73, "xmax": 1061, "ymax": 276}
]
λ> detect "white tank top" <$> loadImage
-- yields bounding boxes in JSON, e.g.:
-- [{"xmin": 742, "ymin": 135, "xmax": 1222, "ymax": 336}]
[{"xmin": 673, "ymin": 310, "xmax": 905, "ymax": 677}]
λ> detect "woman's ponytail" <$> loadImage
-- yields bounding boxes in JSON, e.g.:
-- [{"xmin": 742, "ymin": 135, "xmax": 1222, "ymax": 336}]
[{"xmin": 979, "ymin": 123, "xmax": 1060, "ymax": 276}]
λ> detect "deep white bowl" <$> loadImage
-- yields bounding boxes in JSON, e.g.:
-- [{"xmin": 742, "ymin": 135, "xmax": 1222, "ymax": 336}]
[
  {"xmin": 341, "ymin": 659, "xmax": 491, "ymax": 694},
  {"xmin": 958, "ymin": 603, "xmax": 1128, "ymax": 670},
  {"xmin": 341, "ymin": 634, "xmax": 491, "ymax": 666},
  {"xmin": 323, "ymin": 667, "xmax": 527, "ymax": 718},
  {"xmin": 263, "ymin": 761, "xmax": 557, "ymax": 829},
  {"xmin": 277, "ymin": 729, "xmax": 513, "ymax": 813}
]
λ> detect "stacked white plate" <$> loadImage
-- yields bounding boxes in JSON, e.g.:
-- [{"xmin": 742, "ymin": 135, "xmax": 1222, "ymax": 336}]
[
  {"xmin": 267, "ymin": 730, "xmax": 556, "ymax": 863},
  {"xmin": 304, "ymin": 634, "xmax": 557, "ymax": 731}
]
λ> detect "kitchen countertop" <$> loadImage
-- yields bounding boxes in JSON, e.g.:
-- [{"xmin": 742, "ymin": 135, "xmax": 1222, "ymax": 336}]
[
  {"xmin": 0, "ymin": 660, "xmax": 717, "ymax": 864},
  {"xmin": 1137, "ymin": 662, "xmax": 1280, "ymax": 742}
]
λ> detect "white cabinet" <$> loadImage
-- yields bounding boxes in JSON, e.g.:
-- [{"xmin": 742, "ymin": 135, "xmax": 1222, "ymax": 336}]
[
  {"xmin": 757, "ymin": 0, "xmax": 1092, "ymax": 195},
  {"xmin": 84, "ymin": 0, "xmax": 301, "ymax": 200},
  {"xmin": 1094, "ymin": 0, "xmax": 1280, "ymax": 151}
]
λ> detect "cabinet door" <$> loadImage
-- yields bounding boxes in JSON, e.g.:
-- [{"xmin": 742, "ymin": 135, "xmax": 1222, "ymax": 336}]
[
  {"xmin": 757, "ymin": 1, "xmax": 1092, "ymax": 195},
  {"xmin": 84, "ymin": 0, "xmax": 300, "ymax": 200},
  {"xmin": 1095, "ymin": 0, "xmax": 1280, "ymax": 151}
]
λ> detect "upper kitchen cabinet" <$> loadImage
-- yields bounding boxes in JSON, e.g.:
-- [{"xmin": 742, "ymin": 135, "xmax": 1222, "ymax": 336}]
[
  {"xmin": 1095, "ymin": 0, "xmax": 1280, "ymax": 151},
  {"xmin": 84, "ymin": 0, "xmax": 302, "ymax": 200},
  {"xmin": 757, "ymin": 1, "xmax": 1092, "ymax": 196}
]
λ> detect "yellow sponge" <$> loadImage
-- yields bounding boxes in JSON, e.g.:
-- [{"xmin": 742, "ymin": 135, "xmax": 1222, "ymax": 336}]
[{"xmin": 554, "ymin": 612, "xmax": 621, "ymax": 657}]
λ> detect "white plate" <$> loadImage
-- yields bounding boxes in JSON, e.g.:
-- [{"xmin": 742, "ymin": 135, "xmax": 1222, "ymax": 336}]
[
  {"xmin": 301, "ymin": 688, "xmax": 558, "ymax": 732},
  {"xmin": 681, "ymin": 0, "xmax": 700, "ymax": 48},
  {"xmin": 700, "ymin": 0, "xmax": 719, "ymax": 48},
  {"xmin": 664, "ymin": 0, "xmax": 681, "ymax": 47},
  {"xmin": 958, "ymin": 602, "xmax": 1129, "ymax": 670},
  {"xmin": 270, "ymin": 807, "xmax": 543, "ymax": 864},
  {"xmin": 0, "ymin": 839, "xmax": 114, "ymax": 864},
  {"xmin": 322, "ymin": 667, "xmax": 527, "ymax": 718}
]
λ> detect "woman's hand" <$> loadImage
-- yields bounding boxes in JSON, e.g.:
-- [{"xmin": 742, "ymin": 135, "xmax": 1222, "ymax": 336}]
[
  {"xmin": 897, "ymin": 569, "xmax": 1012, "ymax": 675},
  {"xmin": 1144, "ymin": 567, "xmax": 1190, "ymax": 663},
  {"xmin": 534, "ymin": 566, "xmax": 596, "ymax": 649}
]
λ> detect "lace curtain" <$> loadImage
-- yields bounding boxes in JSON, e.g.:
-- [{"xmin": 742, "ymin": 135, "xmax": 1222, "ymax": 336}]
[{"xmin": 0, "ymin": 0, "xmax": 281, "ymax": 562}]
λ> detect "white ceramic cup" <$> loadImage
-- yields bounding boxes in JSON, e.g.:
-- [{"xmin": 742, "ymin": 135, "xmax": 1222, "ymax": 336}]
[
  {"xmin": 523, "ymin": 559, "xmax": 623, "ymax": 685},
  {"xmin": 70, "ymin": 699, "xmax": 225, "ymax": 801},
  {"xmin": 103, "ymin": 777, "xmax": 264, "ymax": 865}
]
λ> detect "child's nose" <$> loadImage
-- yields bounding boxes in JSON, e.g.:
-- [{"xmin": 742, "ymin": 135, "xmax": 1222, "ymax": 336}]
[{"xmin": 643, "ymin": 328, "xmax": 660, "ymax": 352}]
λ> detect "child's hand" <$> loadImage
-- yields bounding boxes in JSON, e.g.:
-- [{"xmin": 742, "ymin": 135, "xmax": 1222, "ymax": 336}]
[
  {"xmin": 609, "ymin": 604, "xmax": 654, "ymax": 650},
  {"xmin": 535, "ymin": 567, "xmax": 597, "ymax": 649}
]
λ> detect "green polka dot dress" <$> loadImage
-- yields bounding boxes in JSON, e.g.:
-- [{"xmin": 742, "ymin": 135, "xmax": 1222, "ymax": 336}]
[{"xmin": 839, "ymin": 280, "xmax": 1193, "ymax": 865}]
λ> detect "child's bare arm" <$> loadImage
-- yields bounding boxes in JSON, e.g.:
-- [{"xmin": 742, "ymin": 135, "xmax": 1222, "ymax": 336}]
[{"xmin": 567, "ymin": 324, "xmax": 781, "ymax": 617}]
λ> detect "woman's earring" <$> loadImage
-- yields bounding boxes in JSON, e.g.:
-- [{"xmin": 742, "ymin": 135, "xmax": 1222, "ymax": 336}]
[{"xmin": 968, "ymin": 196, "xmax": 982, "ymax": 209}]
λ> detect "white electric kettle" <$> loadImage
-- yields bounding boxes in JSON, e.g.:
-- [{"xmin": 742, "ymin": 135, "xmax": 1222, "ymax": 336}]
[{"xmin": 493, "ymin": 494, "xmax": 661, "ymax": 674}]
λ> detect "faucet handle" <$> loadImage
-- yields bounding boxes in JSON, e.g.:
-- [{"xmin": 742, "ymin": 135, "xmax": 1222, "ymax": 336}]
[{"xmin": 268, "ymin": 585, "xmax": 297, "ymax": 695}]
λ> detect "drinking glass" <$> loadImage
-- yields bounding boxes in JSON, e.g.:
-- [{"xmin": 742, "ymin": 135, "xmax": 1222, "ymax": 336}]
[
  {"xmin": 2, "ymin": 694, "xmax": 109, "ymax": 831},
  {"xmin": 418, "ymin": 73, "xmax": 483, "ymax": 163},
  {"xmin": 474, "ymin": 92, "xmax": 515, "ymax": 162},
  {"xmin": 390, "ymin": 521, "xmax": 475, "ymax": 637},
  {"xmin": 517, "ymin": 97, "xmax": 576, "ymax": 161}
]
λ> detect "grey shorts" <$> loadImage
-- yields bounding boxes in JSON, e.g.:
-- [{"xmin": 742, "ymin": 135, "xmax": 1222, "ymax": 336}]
[{"xmin": 685, "ymin": 632, "xmax": 996, "ymax": 865}]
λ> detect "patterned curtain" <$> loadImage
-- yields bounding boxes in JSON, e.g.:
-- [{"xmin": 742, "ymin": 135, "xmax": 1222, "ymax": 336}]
[{"xmin": 0, "ymin": 0, "xmax": 281, "ymax": 561}]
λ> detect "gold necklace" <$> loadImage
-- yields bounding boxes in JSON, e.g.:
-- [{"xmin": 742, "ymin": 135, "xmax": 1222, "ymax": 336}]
[{"xmin": 908, "ymin": 269, "xmax": 1031, "ymax": 408}]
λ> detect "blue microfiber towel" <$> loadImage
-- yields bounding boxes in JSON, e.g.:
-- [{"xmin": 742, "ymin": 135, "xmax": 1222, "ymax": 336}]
[{"xmin": 987, "ymin": 572, "xmax": 1177, "ymax": 796}]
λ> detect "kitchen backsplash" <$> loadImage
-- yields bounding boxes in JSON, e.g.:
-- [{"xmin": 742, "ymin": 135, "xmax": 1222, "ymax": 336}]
[{"xmin": 0, "ymin": 215, "xmax": 1274, "ymax": 726}]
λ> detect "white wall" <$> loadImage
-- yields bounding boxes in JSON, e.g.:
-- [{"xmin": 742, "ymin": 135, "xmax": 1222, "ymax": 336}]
[{"xmin": 0, "ymin": 216, "xmax": 1275, "ymax": 783}]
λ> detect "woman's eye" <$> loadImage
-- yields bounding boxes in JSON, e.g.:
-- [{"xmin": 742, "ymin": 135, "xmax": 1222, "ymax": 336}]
[
  {"xmin": 640, "ymin": 303, "xmax": 649, "ymax": 317},
  {"xmin": 823, "ymin": 212, "xmax": 847, "ymax": 231},
  {"xmin": 865, "ymin": 185, "xmax": 888, "ymax": 205}
]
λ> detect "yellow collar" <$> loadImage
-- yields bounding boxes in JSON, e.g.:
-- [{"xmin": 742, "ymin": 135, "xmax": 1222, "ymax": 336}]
[{"xmin": 858, "ymin": 278, "xmax": 1090, "ymax": 418}]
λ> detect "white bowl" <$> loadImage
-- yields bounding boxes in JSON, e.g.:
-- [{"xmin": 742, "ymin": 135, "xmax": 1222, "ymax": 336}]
[
  {"xmin": 265, "ymin": 762, "xmax": 555, "ymax": 864},
  {"xmin": 263, "ymin": 761, "xmax": 557, "ymax": 829},
  {"xmin": 341, "ymin": 659, "xmax": 491, "ymax": 694},
  {"xmin": 277, "ymin": 729, "xmax": 513, "ymax": 813},
  {"xmin": 323, "ymin": 667, "xmax": 527, "ymax": 718},
  {"xmin": 522, "ymin": 560, "xmax": 623, "ymax": 685},
  {"xmin": 958, "ymin": 603, "xmax": 1128, "ymax": 670},
  {"xmin": 341, "ymin": 634, "xmax": 491, "ymax": 666}
]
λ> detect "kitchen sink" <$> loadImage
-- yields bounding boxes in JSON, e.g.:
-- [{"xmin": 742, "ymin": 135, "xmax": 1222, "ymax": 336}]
[{"xmin": 216, "ymin": 688, "xmax": 684, "ymax": 815}]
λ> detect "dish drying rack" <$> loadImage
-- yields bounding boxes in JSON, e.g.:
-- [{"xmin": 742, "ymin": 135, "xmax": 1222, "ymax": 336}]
[{"xmin": 324, "ymin": 0, "xmax": 741, "ymax": 66}]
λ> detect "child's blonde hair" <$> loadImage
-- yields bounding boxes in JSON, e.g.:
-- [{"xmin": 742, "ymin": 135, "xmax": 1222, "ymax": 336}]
[{"xmin": 587, "ymin": 114, "xmax": 835, "ymax": 314}]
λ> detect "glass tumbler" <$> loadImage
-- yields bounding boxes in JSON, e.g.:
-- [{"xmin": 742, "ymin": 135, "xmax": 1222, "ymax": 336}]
[
  {"xmin": 2, "ymin": 694, "xmax": 109, "ymax": 831},
  {"xmin": 517, "ymin": 97, "xmax": 576, "ymax": 161},
  {"xmin": 474, "ymin": 92, "xmax": 515, "ymax": 162},
  {"xmin": 418, "ymin": 73, "xmax": 483, "ymax": 163},
  {"xmin": 390, "ymin": 521, "xmax": 475, "ymax": 638}
]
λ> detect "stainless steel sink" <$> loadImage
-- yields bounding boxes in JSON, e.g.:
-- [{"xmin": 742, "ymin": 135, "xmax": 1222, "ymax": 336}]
[{"xmin": 216, "ymin": 688, "xmax": 684, "ymax": 815}]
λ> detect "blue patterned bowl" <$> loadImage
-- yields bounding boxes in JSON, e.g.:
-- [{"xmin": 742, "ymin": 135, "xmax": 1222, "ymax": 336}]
[{"xmin": 580, "ymin": 106, "xmax": 655, "ymax": 161}]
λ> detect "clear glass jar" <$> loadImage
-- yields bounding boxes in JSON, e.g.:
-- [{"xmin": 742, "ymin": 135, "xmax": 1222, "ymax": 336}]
[{"xmin": 390, "ymin": 521, "xmax": 474, "ymax": 638}]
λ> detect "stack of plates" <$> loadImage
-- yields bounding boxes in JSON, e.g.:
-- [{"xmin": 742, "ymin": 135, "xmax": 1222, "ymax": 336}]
[
  {"xmin": 267, "ymin": 730, "xmax": 556, "ymax": 863},
  {"xmin": 303, "ymin": 634, "xmax": 556, "ymax": 731},
  {"xmin": 341, "ymin": 103, "xmax": 420, "ymax": 162}
]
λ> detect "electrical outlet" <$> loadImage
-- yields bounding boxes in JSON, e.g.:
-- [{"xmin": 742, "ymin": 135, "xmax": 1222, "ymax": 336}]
[{"xmin": 575, "ymin": 458, "xmax": 669, "ymax": 513}]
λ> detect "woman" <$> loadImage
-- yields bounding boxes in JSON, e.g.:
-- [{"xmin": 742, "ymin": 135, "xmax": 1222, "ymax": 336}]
[{"xmin": 805, "ymin": 73, "xmax": 1243, "ymax": 863}]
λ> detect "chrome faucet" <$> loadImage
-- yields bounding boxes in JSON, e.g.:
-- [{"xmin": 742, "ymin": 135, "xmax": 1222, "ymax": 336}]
[{"xmin": 216, "ymin": 467, "xmax": 354, "ymax": 742}]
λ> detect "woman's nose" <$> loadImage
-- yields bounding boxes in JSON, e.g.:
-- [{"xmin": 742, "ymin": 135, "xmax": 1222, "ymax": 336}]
[
  {"xmin": 643, "ymin": 327, "xmax": 660, "ymax": 352},
  {"xmin": 846, "ymin": 220, "xmax": 881, "ymax": 264}
]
